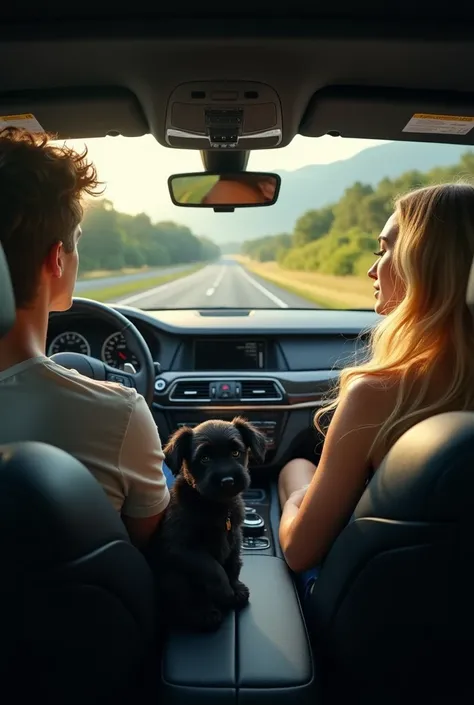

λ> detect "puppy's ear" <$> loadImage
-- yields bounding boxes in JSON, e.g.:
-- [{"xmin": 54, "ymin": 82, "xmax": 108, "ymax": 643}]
[
  {"xmin": 163, "ymin": 426, "xmax": 194, "ymax": 475},
  {"xmin": 232, "ymin": 416, "xmax": 267, "ymax": 464}
]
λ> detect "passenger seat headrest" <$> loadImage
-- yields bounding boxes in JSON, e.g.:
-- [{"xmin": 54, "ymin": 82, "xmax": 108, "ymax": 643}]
[
  {"xmin": 0, "ymin": 243, "xmax": 15, "ymax": 338},
  {"xmin": 355, "ymin": 412, "xmax": 474, "ymax": 523}
]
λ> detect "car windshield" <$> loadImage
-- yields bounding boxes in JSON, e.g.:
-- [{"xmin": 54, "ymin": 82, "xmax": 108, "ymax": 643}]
[{"xmin": 67, "ymin": 134, "xmax": 474, "ymax": 309}]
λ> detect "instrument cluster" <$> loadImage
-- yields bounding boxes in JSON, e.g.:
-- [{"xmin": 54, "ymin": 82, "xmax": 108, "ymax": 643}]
[{"xmin": 48, "ymin": 330, "xmax": 140, "ymax": 371}]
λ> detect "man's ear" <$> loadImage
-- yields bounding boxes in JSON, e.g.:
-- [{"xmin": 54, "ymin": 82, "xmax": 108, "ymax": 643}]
[
  {"xmin": 163, "ymin": 426, "xmax": 194, "ymax": 475},
  {"xmin": 232, "ymin": 416, "xmax": 267, "ymax": 465},
  {"xmin": 45, "ymin": 241, "xmax": 64, "ymax": 278}
]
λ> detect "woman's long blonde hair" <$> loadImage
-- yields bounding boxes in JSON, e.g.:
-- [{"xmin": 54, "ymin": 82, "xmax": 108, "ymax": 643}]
[{"xmin": 315, "ymin": 183, "xmax": 474, "ymax": 457}]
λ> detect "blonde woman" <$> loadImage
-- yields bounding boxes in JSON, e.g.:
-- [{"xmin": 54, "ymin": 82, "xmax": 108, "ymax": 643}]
[{"xmin": 278, "ymin": 183, "xmax": 474, "ymax": 595}]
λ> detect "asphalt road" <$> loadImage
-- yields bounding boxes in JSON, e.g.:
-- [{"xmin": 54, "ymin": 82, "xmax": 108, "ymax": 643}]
[{"xmin": 112, "ymin": 258, "xmax": 318, "ymax": 308}]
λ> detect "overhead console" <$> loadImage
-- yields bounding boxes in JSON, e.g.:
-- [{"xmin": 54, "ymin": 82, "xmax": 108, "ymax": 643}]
[{"xmin": 164, "ymin": 81, "xmax": 283, "ymax": 150}]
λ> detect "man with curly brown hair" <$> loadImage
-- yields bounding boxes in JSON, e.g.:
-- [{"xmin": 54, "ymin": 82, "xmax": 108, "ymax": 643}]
[{"xmin": 0, "ymin": 127, "xmax": 169, "ymax": 547}]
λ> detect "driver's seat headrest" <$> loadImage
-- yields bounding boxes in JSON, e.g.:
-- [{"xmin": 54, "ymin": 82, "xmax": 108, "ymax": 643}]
[{"xmin": 0, "ymin": 243, "xmax": 15, "ymax": 338}]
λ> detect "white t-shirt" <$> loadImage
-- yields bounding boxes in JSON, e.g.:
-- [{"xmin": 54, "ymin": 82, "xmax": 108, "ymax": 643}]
[{"xmin": 0, "ymin": 356, "xmax": 170, "ymax": 518}]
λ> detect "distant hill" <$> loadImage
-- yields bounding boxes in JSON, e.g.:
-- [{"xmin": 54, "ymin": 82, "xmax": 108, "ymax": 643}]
[{"xmin": 153, "ymin": 140, "xmax": 473, "ymax": 243}]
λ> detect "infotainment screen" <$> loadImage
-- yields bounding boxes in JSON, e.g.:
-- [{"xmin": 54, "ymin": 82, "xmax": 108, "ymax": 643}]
[{"xmin": 194, "ymin": 339, "xmax": 265, "ymax": 370}]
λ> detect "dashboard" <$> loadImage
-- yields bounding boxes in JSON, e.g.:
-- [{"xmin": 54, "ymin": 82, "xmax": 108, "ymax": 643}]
[{"xmin": 46, "ymin": 306, "xmax": 379, "ymax": 469}]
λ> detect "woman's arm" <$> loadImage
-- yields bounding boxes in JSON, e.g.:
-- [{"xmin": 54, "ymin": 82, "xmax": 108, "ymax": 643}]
[{"xmin": 279, "ymin": 377, "xmax": 391, "ymax": 572}]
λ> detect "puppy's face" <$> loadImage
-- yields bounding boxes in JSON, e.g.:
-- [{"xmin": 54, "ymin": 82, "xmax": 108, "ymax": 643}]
[{"xmin": 164, "ymin": 417, "xmax": 266, "ymax": 502}]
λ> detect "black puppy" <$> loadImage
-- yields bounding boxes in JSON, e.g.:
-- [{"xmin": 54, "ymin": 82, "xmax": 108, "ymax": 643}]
[{"xmin": 148, "ymin": 416, "xmax": 266, "ymax": 632}]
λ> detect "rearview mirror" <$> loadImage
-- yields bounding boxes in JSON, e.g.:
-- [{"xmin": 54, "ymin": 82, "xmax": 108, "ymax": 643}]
[{"xmin": 168, "ymin": 171, "xmax": 280, "ymax": 210}]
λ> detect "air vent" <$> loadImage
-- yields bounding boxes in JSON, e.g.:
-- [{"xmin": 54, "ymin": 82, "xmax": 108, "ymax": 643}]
[
  {"xmin": 241, "ymin": 380, "xmax": 282, "ymax": 401},
  {"xmin": 170, "ymin": 380, "xmax": 210, "ymax": 401}
]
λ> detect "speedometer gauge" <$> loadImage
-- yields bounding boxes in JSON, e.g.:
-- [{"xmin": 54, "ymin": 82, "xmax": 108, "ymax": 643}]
[
  {"xmin": 48, "ymin": 331, "xmax": 91, "ymax": 356},
  {"xmin": 101, "ymin": 332, "xmax": 140, "ymax": 371}
]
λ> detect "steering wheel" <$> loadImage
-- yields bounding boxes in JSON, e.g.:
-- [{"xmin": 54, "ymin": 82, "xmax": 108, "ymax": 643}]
[{"xmin": 49, "ymin": 297, "xmax": 155, "ymax": 406}]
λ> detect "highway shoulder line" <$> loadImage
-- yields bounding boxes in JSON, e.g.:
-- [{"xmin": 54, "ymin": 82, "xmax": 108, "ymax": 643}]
[{"xmin": 237, "ymin": 266, "xmax": 289, "ymax": 308}]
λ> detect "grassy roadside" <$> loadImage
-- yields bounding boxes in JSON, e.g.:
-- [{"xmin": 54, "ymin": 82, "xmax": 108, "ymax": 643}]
[
  {"xmin": 77, "ymin": 264, "xmax": 204, "ymax": 302},
  {"xmin": 78, "ymin": 266, "xmax": 150, "ymax": 281},
  {"xmin": 235, "ymin": 256, "xmax": 374, "ymax": 309}
]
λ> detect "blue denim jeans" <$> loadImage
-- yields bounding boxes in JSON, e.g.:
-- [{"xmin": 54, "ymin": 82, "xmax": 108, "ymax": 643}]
[
  {"xmin": 162, "ymin": 461, "xmax": 175, "ymax": 489},
  {"xmin": 295, "ymin": 566, "xmax": 321, "ymax": 603}
]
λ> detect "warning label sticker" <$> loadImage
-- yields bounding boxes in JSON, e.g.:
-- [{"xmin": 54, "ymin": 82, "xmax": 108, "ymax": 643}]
[
  {"xmin": 0, "ymin": 113, "xmax": 45, "ymax": 132},
  {"xmin": 403, "ymin": 113, "xmax": 474, "ymax": 136}
]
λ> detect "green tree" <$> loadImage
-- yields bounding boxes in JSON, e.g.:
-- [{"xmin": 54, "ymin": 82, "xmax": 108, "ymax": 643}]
[
  {"xmin": 199, "ymin": 236, "xmax": 221, "ymax": 261},
  {"xmin": 293, "ymin": 207, "xmax": 334, "ymax": 247},
  {"xmin": 79, "ymin": 200, "xmax": 125, "ymax": 271},
  {"xmin": 78, "ymin": 199, "xmax": 220, "ymax": 273},
  {"xmin": 331, "ymin": 182, "xmax": 374, "ymax": 232}
]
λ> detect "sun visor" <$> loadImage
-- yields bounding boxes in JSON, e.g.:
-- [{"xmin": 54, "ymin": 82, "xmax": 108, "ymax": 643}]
[
  {"xmin": 300, "ymin": 87, "xmax": 474, "ymax": 145},
  {"xmin": 0, "ymin": 88, "xmax": 149, "ymax": 139}
]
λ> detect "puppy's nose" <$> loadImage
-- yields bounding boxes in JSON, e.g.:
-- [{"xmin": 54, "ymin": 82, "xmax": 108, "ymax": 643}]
[{"xmin": 221, "ymin": 476, "xmax": 235, "ymax": 488}]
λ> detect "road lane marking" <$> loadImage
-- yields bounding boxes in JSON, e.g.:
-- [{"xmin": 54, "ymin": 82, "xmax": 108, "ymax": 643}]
[
  {"xmin": 206, "ymin": 266, "xmax": 226, "ymax": 296},
  {"xmin": 116, "ymin": 265, "xmax": 213, "ymax": 305},
  {"xmin": 237, "ymin": 266, "xmax": 289, "ymax": 308}
]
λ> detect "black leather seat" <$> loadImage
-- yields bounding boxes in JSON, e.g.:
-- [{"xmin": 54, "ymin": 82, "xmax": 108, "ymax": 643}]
[
  {"xmin": 307, "ymin": 412, "xmax": 474, "ymax": 704},
  {"xmin": 0, "ymin": 242, "xmax": 14, "ymax": 337},
  {"xmin": 0, "ymin": 245, "xmax": 157, "ymax": 705}
]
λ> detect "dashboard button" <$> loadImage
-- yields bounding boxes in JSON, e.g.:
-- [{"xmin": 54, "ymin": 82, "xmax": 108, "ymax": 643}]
[
  {"xmin": 217, "ymin": 381, "xmax": 235, "ymax": 399},
  {"xmin": 155, "ymin": 378, "xmax": 167, "ymax": 393},
  {"xmin": 254, "ymin": 537, "xmax": 270, "ymax": 549},
  {"xmin": 243, "ymin": 536, "xmax": 270, "ymax": 550},
  {"xmin": 107, "ymin": 373, "xmax": 132, "ymax": 387}
]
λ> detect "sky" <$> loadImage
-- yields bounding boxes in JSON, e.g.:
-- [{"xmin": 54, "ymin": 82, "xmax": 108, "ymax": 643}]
[{"xmin": 65, "ymin": 133, "xmax": 387, "ymax": 217}]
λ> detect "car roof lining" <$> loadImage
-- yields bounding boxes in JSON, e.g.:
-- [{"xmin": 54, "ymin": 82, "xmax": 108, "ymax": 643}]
[
  {"xmin": 1, "ymin": 25, "xmax": 474, "ymax": 147},
  {"xmin": 4, "ymin": 2, "xmax": 474, "ymax": 25}
]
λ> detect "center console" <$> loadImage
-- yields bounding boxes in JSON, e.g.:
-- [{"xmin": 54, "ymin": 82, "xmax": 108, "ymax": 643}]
[
  {"xmin": 160, "ymin": 480, "xmax": 317, "ymax": 704},
  {"xmin": 173, "ymin": 417, "xmax": 280, "ymax": 454},
  {"xmin": 161, "ymin": 555, "xmax": 316, "ymax": 705},
  {"xmin": 156, "ymin": 334, "xmax": 317, "ymax": 702},
  {"xmin": 154, "ymin": 335, "xmax": 289, "ymax": 464},
  {"xmin": 241, "ymin": 488, "xmax": 274, "ymax": 554}
]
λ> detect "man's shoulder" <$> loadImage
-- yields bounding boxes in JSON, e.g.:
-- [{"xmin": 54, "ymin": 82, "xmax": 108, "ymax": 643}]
[{"xmin": 43, "ymin": 357, "xmax": 138, "ymax": 410}]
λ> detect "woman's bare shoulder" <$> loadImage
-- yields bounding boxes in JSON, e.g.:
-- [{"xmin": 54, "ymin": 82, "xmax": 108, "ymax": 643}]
[
  {"xmin": 341, "ymin": 373, "xmax": 407, "ymax": 467},
  {"xmin": 344, "ymin": 373, "xmax": 401, "ymax": 408}
]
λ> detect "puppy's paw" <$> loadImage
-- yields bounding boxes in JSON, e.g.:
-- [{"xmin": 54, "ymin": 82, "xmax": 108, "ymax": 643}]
[
  {"xmin": 197, "ymin": 607, "xmax": 224, "ymax": 633},
  {"xmin": 232, "ymin": 580, "xmax": 250, "ymax": 608}
]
